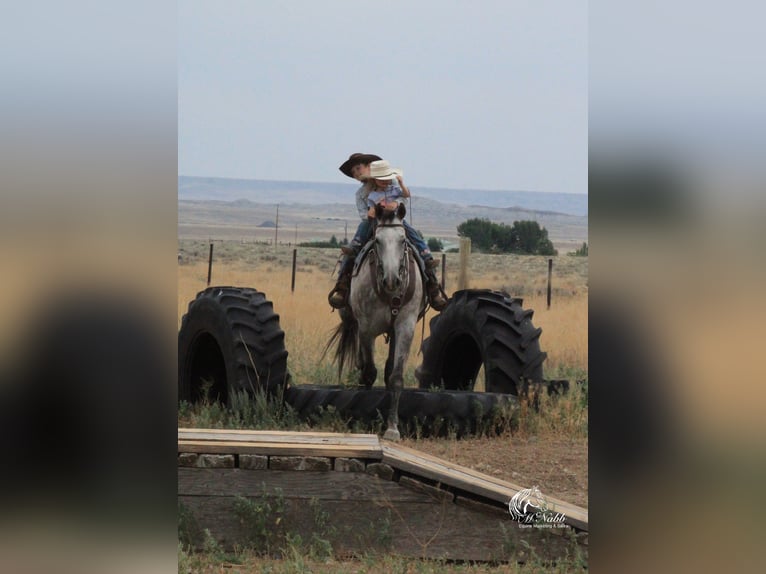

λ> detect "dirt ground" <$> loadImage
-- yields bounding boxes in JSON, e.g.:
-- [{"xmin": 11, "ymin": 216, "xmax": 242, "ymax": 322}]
[{"xmin": 402, "ymin": 435, "xmax": 588, "ymax": 509}]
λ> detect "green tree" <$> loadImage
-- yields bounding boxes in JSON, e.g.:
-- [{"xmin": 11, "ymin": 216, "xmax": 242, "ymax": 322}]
[
  {"xmin": 427, "ymin": 237, "xmax": 444, "ymax": 252},
  {"xmin": 494, "ymin": 223, "xmax": 518, "ymax": 253},
  {"xmin": 457, "ymin": 218, "xmax": 494, "ymax": 251},
  {"xmin": 510, "ymin": 220, "xmax": 557, "ymax": 255},
  {"xmin": 329, "ymin": 235, "xmax": 338, "ymax": 247},
  {"xmin": 569, "ymin": 242, "xmax": 588, "ymax": 257},
  {"xmin": 457, "ymin": 218, "xmax": 557, "ymax": 255}
]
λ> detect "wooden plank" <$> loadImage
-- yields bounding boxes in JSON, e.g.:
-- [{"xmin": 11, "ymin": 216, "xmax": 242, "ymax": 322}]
[
  {"xmin": 178, "ymin": 428, "xmax": 379, "ymax": 437},
  {"xmin": 384, "ymin": 443, "xmax": 529, "ymax": 489},
  {"xmin": 179, "ymin": 468, "xmax": 426, "ymax": 502},
  {"xmin": 381, "ymin": 443, "xmax": 588, "ymax": 531},
  {"xmin": 178, "ymin": 439, "xmax": 383, "ymax": 459},
  {"xmin": 178, "ymin": 428, "xmax": 381, "ymax": 446}
]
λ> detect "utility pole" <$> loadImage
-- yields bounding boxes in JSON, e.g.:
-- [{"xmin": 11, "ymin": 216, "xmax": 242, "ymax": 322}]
[{"xmin": 274, "ymin": 204, "xmax": 279, "ymax": 248}]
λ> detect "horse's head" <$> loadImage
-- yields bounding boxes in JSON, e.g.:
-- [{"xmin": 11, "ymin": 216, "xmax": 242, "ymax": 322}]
[{"xmin": 373, "ymin": 202, "xmax": 408, "ymax": 294}]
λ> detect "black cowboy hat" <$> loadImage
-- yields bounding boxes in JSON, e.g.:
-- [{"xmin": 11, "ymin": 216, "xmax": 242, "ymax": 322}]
[{"xmin": 338, "ymin": 152, "xmax": 382, "ymax": 178}]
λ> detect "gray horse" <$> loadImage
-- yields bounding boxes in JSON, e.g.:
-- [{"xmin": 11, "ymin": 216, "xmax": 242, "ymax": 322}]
[{"xmin": 327, "ymin": 202, "xmax": 425, "ymax": 441}]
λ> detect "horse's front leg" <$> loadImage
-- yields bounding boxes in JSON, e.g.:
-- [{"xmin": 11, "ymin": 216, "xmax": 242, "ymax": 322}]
[
  {"xmin": 384, "ymin": 329, "xmax": 395, "ymax": 385},
  {"xmin": 357, "ymin": 328, "xmax": 377, "ymax": 389},
  {"xmin": 382, "ymin": 320, "xmax": 416, "ymax": 442}
]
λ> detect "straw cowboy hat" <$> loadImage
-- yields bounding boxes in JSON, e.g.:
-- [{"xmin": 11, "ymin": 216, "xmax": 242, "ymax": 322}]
[
  {"xmin": 368, "ymin": 159, "xmax": 403, "ymax": 181},
  {"xmin": 338, "ymin": 153, "xmax": 382, "ymax": 178}
]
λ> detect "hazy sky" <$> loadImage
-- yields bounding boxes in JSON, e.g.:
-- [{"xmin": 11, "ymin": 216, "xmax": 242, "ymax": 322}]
[{"xmin": 179, "ymin": 1, "xmax": 587, "ymax": 194}]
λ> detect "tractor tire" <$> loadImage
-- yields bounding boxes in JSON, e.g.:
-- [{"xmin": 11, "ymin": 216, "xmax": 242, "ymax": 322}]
[
  {"xmin": 178, "ymin": 286, "xmax": 290, "ymax": 404},
  {"xmin": 284, "ymin": 385, "xmax": 518, "ymax": 437},
  {"xmin": 416, "ymin": 289, "xmax": 546, "ymax": 395}
]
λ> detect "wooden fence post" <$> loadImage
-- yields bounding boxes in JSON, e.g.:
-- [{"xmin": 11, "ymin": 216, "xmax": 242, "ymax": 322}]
[
  {"xmin": 458, "ymin": 238, "xmax": 471, "ymax": 291},
  {"xmin": 291, "ymin": 249, "xmax": 297, "ymax": 292},
  {"xmin": 441, "ymin": 253, "xmax": 446, "ymax": 291},
  {"xmin": 207, "ymin": 242, "xmax": 214, "ymax": 286},
  {"xmin": 547, "ymin": 258, "xmax": 553, "ymax": 309}
]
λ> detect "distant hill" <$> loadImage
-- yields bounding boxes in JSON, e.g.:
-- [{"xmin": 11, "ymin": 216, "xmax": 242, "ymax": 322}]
[
  {"xmin": 179, "ymin": 175, "xmax": 587, "ymax": 217},
  {"xmin": 178, "ymin": 196, "xmax": 588, "ymax": 252}
]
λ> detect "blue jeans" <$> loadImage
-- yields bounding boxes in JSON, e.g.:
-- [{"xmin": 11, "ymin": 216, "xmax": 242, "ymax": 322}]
[
  {"xmin": 349, "ymin": 219, "xmax": 372, "ymax": 249},
  {"xmin": 402, "ymin": 220, "xmax": 431, "ymax": 259}
]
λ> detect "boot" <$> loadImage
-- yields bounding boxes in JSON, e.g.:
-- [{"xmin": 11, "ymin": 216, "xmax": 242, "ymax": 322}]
[
  {"xmin": 342, "ymin": 238, "xmax": 364, "ymax": 256},
  {"xmin": 425, "ymin": 257, "xmax": 439, "ymax": 270},
  {"xmin": 328, "ymin": 271, "xmax": 351, "ymax": 309},
  {"xmin": 424, "ymin": 263, "xmax": 449, "ymax": 311}
]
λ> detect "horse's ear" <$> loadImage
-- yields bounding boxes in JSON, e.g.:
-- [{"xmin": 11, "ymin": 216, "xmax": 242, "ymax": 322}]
[
  {"xmin": 374, "ymin": 202, "xmax": 384, "ymax": 219},
  {"xmin": 396, "ymin": 201, "xmax": 406, "ymax": 220}
]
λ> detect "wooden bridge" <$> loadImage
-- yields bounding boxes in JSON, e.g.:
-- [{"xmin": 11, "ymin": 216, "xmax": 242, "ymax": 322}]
[{"xmin": 178, "ymin": 429, "xmax": 588, "ymax": 562}]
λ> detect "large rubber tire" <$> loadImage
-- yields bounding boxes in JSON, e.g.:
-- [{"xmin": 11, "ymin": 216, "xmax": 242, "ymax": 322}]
[
  {"xmin": 284, "ymin": 385, "xmax": 518, "ymax": 437},
  {"xmin": 416, "ymin": 289, "xmax": 546, "ymax": 395},
  {"xmin": 178, "ymin": 286, "xmax": 290, "ymax": 404}
]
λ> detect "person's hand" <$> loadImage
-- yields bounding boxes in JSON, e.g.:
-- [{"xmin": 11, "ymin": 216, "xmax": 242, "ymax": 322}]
[
  {"xmin": 397, "ymin": 175, "xmax": 411, "ymax": 197},
  {"xmin": 367, "ymin": 206, "xmax": 376, "ymax": 218}
]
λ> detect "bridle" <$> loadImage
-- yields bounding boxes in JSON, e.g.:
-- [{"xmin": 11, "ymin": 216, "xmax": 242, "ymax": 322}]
[{"xmin": 371, "ymin": 222, "xmax": 410, "ymax": 315}]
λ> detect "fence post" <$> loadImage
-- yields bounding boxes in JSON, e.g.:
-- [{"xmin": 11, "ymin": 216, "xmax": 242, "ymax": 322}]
[
  {"xmin": 458, "ymin": 237, "xmax": 471, "ymax": 291},
  {"xmin": 547, "ymin": 258, "xmax": 553, "ymax": 309},
  {"xmin": 207, "ymin": 242, "xmax": 214, "ymax": 286},
  {"xmin": 291, "ymin": 248, "xmax": 297, "ymax": 293},
  {"xmin": 441, "ymin": 253, "xmax": 446, "ymax": 291}
]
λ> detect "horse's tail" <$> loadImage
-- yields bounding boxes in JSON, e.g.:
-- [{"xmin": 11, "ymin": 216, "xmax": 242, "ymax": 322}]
[{"xmin": 322, "ymin": 309, "xmax": 358, "ymax": 379}]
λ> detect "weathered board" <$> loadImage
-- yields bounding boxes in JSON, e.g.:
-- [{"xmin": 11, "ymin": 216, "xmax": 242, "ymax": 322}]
[
  {"xmin": 381, "ymin": 443, "xmax": 589, "ymax": 531},
  {"xmin": 179, "ymin": 429, "xmax": 381, "ymax": 445},
  {"xmin": 179, "ymin": 428, "xmax": 383, "ymax": 458},
  {"xmin": 179, "ymin": 468, "xmax": 424, "ymax": 501},
  {"xmin": 178, "ymin": 439, "xmax": 382, "ymax": 458}
]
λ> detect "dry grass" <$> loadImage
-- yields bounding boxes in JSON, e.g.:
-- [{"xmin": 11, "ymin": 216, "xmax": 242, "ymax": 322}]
[
  {"xmin": 179, "ymin": 544, "xmax": 586, "ymax": 574},
  {"xmin": 178, "ymin": 241, "xmax": 587, "ymax": 386}
]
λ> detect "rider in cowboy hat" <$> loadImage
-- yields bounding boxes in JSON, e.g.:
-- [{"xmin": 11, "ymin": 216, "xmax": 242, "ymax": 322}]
[{"xmin": 328, "ymin": 153, "xmax": 448, "ymax": 311}]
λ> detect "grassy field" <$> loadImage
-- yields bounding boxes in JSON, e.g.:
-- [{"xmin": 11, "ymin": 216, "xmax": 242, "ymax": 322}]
[{"xmin": 177, "ymin": 239, "xmax": 588, "ymax": 573}]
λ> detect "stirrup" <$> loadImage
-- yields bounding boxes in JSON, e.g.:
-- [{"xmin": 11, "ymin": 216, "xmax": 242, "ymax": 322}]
[
  {"xmin": 428, "ymin": 288, "xmax": 449, "ymax": 311},
  {"xmin": 426, "ymin": 279, "xmax": 449, "ymax": 311},
  {"xmin": 328, "ymin": 287, "xmax": 348, "ymax": 309},
  {"xmin": 328, "ymin": 273, "xmax": 351, "ymax": 309}
]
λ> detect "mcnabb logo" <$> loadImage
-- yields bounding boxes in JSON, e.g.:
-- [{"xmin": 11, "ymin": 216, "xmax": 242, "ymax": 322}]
[{"xmin": 508, "ymin": 486, "xmax": 568, "ymax": 528}]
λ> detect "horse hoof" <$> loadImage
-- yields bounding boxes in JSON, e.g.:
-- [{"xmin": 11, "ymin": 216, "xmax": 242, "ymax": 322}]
[{"xmin": 383, "ymin": 428, "xmax": 401, "ymax": 442}]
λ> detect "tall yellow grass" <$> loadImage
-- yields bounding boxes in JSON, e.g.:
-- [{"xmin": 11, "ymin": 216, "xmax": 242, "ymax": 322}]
[{"xmin": 178, "ymin": 242, "xmax": 587, "ymax": 386}]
